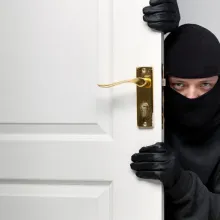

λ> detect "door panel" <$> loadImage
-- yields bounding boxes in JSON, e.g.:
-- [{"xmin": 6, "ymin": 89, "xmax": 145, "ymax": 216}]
[
  {"xmin": 0, "ymin": 0, "xmax": 163, "ymax": 219},
  {"xmin": 0, "ymin": 182, "xmax": 111, "ymax": 220},
  {"xmin": 0, "ymin": 0, "xmax": 98, "ymax": 123}
]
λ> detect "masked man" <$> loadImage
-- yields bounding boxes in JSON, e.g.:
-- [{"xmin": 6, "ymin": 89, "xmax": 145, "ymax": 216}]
[{"xmin": 130, "ymin": 0, "xmax": 220, "ymax": 219}]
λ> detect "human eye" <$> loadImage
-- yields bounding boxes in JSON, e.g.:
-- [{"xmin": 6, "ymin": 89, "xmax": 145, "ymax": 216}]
[
  {"xmin": 171, "ymin": 83, "xmax": 185, "ymax": 91},
  {"xmin": 200, "ymin": 82, "xmax": 213, "ymax": 90}
]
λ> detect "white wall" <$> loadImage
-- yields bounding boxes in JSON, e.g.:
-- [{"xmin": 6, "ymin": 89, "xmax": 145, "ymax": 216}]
[{"xmin": 177, "ymin": 0, "xmax": 220, "ymax": 39}]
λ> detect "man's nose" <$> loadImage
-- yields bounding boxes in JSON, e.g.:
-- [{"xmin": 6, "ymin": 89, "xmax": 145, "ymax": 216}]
[{"xmin": 185, "ymin": 86, "xmax": 199, "ymax": 99}]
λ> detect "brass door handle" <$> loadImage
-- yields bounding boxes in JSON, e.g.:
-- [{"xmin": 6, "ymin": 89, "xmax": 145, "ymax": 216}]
[
  {"xmin": 98, "ymin": 67, "xmax": 153, "ymax": 128},
  {"xmin": 98, "ymin": 77, "xmax": 151, "ymax": 88}
]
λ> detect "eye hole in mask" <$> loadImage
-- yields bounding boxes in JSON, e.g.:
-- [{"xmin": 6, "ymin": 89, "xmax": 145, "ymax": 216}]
[{"xmin": 168, "ymin": 75, "xmax": 219, "ymax": 99}]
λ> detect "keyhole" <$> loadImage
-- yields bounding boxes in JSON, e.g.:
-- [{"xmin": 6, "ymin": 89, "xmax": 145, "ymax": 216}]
[{"xmin": 140, "ymin": 101, "xmax": 151, "ymax": 127}]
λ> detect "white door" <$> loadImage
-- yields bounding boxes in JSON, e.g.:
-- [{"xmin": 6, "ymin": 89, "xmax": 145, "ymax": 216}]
[{"xmin": 0, "ymin": 0, "xmax": 163, "ymax": 219}]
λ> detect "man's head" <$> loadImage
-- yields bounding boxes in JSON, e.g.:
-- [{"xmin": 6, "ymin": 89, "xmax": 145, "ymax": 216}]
[{"xmin": 164, "ymin": 24, "xmax": 220, "ymax": 139}]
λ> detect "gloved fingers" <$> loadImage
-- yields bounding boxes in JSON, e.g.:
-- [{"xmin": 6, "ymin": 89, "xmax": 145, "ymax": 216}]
[
  {"xmin": 130, "ymin": 161, "xmax": 168, "ymax": 171},
  {"xmin": 147, "ymin": 21, "xmax": 177, "ymax": 32},
  {"xmin": 143, "ymin": 3, "xmax": 176, "ymax": 15},
  {"xmin": 144, "ymin": 12, "xmax": 178, "ymax": 23},
  {"xmin": 136, "ymin": 171, "xmax": 160, "ymax": 180},
  {"xmin": 150, "ymin": 0, "xmax": 176, "ymax": 6},
  {"xmin": 131, "ymin": 152, "xmax": 168, "ymax": 162},
  {"xmin": 139, "ymin": 142, "xmax": 165, "ymax": 153}
]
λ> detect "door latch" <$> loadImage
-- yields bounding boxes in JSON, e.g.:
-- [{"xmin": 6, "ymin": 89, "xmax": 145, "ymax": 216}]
[{"xmin": 98, "ymin": 67, "xmax": 153, "ymax": 128}]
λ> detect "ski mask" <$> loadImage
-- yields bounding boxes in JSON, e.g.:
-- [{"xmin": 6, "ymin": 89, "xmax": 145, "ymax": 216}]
[{"xmin": 164, "ymin": 24, "xmax": 220, "ymax": 142}]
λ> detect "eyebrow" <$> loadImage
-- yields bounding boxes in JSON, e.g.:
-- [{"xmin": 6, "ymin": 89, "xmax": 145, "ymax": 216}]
[
  {"xmin": 171, "ymin": 79, "xmax": 216, "ymax": 83},
  {"xmin": 198, "ymin": 79, "xmax": 216, "ymax": 82},
  {"xmin": 170, "ymin": 80, "xmax": 186, "ymax": 83}
]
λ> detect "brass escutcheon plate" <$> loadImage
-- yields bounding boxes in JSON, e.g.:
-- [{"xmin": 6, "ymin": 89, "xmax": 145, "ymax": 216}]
[{"xmin": 136, "ymin": 67, "xmax": 153, "ymax": 128}]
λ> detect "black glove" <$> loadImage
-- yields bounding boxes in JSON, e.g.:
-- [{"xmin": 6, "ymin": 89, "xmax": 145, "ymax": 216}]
[
  {"xmin": 130, "ymin": 142, "xmax": 182, "ymax": 189},
  {"xmin": 143, "ymin": 0, "xmax": 180, "ymax": 33}
]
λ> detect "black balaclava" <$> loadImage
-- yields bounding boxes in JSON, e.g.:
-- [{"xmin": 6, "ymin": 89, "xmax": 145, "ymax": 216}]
[{"xmin": 164, "ymin": 24, "xmax": 220, "ymax": 143}]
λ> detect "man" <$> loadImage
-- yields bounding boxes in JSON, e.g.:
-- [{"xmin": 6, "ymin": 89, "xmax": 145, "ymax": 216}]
[{"xmin": 130, "ymin": 0, "xmax": 220, "ymax": 219}]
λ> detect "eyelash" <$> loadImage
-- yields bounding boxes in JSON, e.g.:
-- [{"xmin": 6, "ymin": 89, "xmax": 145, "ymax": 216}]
[{"xmin": 201, "ymin": 83, "xmax": 211, "ymax": 88}]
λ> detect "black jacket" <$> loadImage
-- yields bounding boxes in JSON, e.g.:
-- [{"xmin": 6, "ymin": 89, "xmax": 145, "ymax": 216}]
[{"xmin": 164, "ymin": 126, "xmax": 220, "ymax": 220}]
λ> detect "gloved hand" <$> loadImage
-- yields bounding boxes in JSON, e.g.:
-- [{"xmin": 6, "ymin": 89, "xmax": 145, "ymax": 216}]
[
  {"xmin": 130, "ymin": 142, "xmax": 182, "ymax": 189},
  {"xmin": 143, "ymin": 0, "xmax": 180, "ymax": 33}
]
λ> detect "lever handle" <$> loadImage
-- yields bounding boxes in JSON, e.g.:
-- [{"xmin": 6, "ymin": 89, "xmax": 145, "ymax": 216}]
[
  {"xmin": 98, "ymin": 77, "xmax": 151, "ymax": 88},
  {"xmin": 97, "ymin": 67, "xmax": 154, "ymax": 128}
]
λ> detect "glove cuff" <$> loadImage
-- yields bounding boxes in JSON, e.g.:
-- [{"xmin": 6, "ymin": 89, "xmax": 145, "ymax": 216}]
[{"xmin": 164, "ymin": 170, "xmax": 193, "ymax": 201}]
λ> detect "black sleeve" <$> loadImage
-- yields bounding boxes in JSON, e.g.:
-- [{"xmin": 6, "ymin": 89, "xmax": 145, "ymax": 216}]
[{"xmin": 165, "ymin": 169, "xmax": 220, "ymax": 220}]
